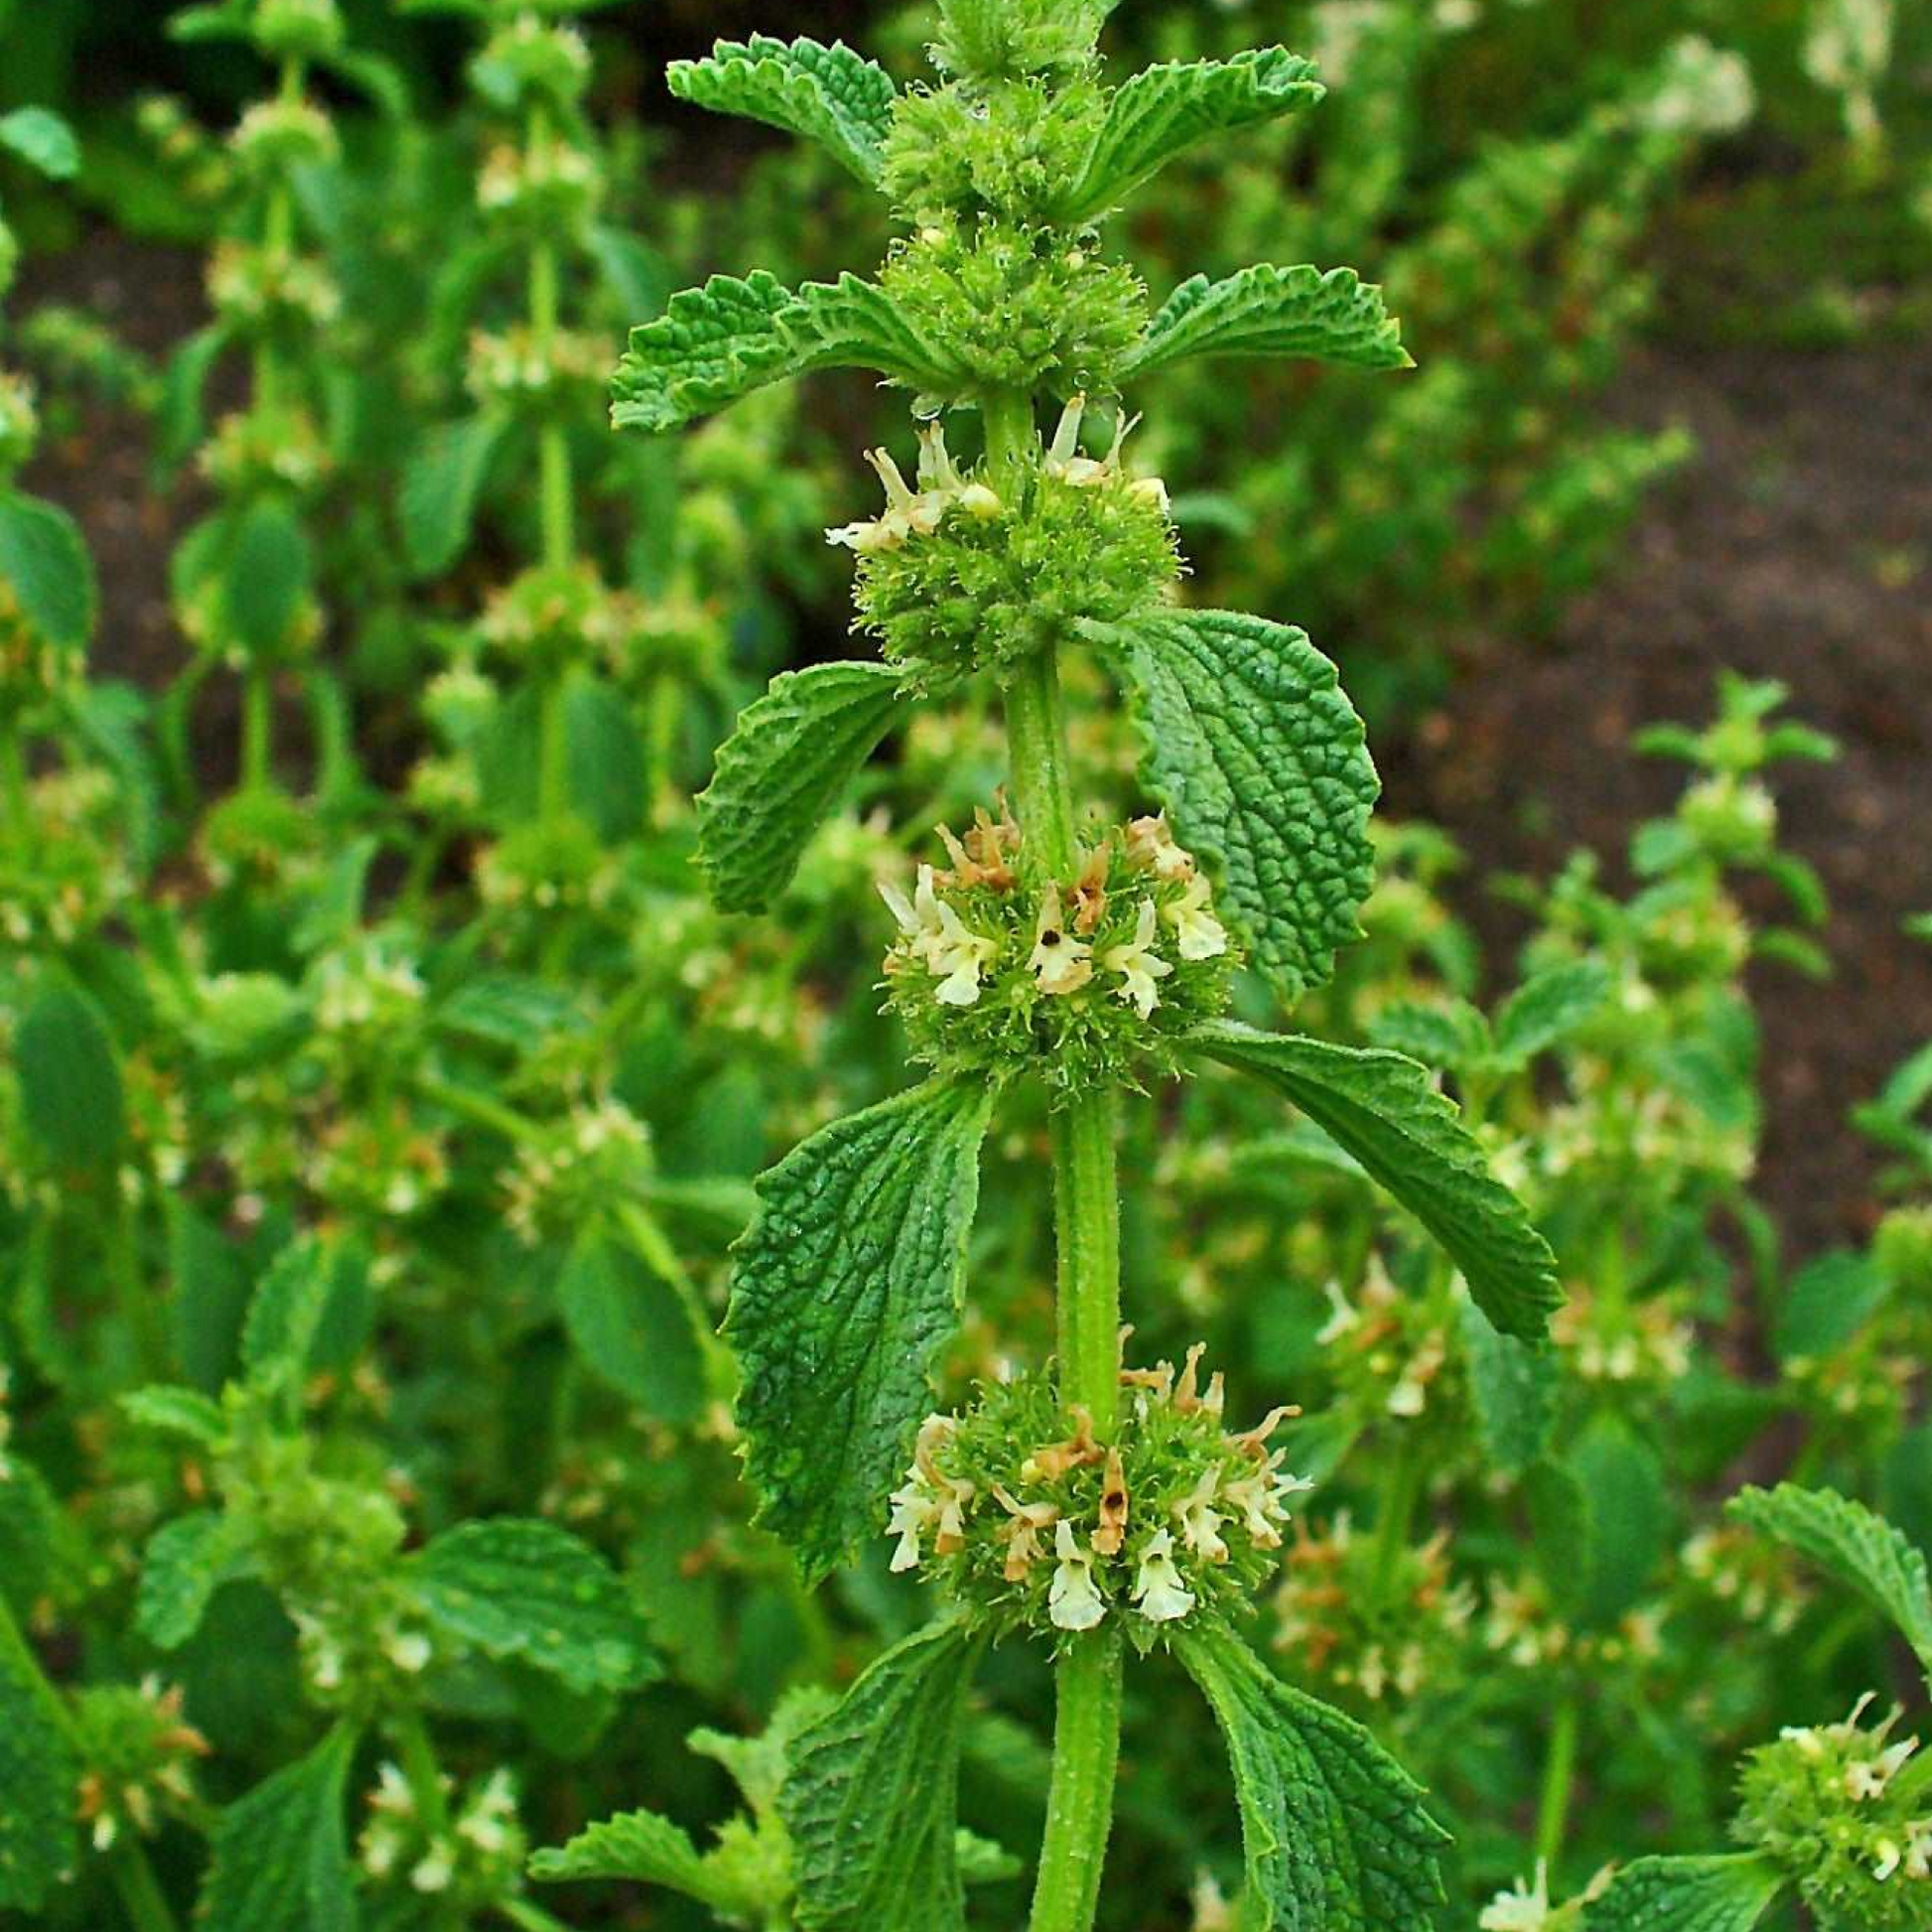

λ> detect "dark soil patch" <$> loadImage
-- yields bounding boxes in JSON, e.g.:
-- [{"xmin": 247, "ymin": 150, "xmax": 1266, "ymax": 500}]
[{"xmin": 1382, "ymin": 341, "xmax": 1932, "ymax": 1262}]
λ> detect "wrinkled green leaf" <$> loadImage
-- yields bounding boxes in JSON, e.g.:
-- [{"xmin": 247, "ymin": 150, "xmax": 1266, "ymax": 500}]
[
  {"xmin": 410, "ymin": 1518, "xmax": 657, "ymax": 1695},
  {"xmin": 697, "ymin": 660, "xmax": 908, "ymax": 914},
  {"xmin": 1730, "ymin": 1482, "xmax": 1932, "ymax": 1680},
  {"xmin": 1367, "ymin": 1000, "xmax": 1490, "ymax": 1071},
  {"xmin": 668, "ymin": 37, "xmax": 896, "ymax": 185},
  {"xmin": 1174, "ymin": 1623, "xmax": 1449, "ymax": 1930},
  {"xmin": 529, "ymin": 1806, "xmax": 714, "ymax": 1897},
  {"xmin": 1460, "ymin": 1306, "xmax": 1556, "ymax": 1477},
  {"xmin": 0, "ymin": 1602, "xmax": 76, "ymax": 1912},
  {"xmin": 779, "ymin": 1621, "xmax": 983, "ymax": 1932},
  {"xmin": 725, "ymin": 1079, "xmax": 993, "ymax": 1581},
  {"xmin": 242, "ymin": 1234, "xmax": 360, "ymax": 1389},
  {"xmin": 1492, "ymin": 960, "xmax": 1613, "ymax": 1066},
  {"xmin": 199, "ymin": 1724, "xmax": 359, "ymax": 1932},
  {"xmin": 1054, "ymin": 49, "xmax": 1322, "ymax": 221},
  {"xmin": 1193, "ymin": 1025, "xmax": 1562, "ymax": 1338},
  {"xmin": 399, "ymin": 412, "xmax": 507, "ymax": 579},
  {"xmin": 1582, "ymin": 1854, "xmax": 1785, "ymax": 1932},
  {"xmin": 137, "ymin": 1508, "xmax": 255, "ymax": 1650},
  {"xmin": 0, "ymin": 107, "xmax": 79, "ymax": 181},
  {"xmin": 1088, "ymin": 608, "xmax": 1379, "ymax": 1003},
  {"xmin": 15, "ymin": 975, "xmax": 123, "ymax": 1170},
  {"xmin": 1124, "ymin": 263, "xmax": 1410, "ymax": 382},
  {"xmin": 0, "ymin": 490, "xmax": 97, "ymax": 653}
]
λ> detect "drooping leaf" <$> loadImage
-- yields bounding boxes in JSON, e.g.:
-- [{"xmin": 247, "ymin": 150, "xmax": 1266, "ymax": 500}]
[
  {"xmin": 1774, "ymin": 1248, "xmax": 1890, "ymax": 1361},
  {"xmin": 137, "ymin": 1508, "xmax": 256, "ymax": 1650},
  {"xmin": 1174, "ymin": 1624, "xmax": 1449, "ymax": 1931},
  {"xmin": 15, "ymin": 974, "xmax": 123, "ymax": 1170},
  {"xmin": 167, "ymin": 3, "xmax": 252, "ymax": 44},
  {"xmin": 409, "ymin": 1518, "xmax": 658, "ymax": 1695},
  {"xmin": 222, "ymin": 499, "xmax": 313, "ymax": 655},
  {"xmin": 199, "ymin": 1724, "xmax": 360, "ymax": 1932},
  {"xmin": 1086, "ymin": 608, "xmax": 1379, "ymax": 1003},
  {"xmin": 556, "ymin": 1230, "xmax": 707, "ymax": 1425},
  {"xmin": 529, "ymin": 1807, "xmax": 715, "ymax": 1897},
  {"xmin": 0, "ymin": 489, "xmax": 97, "ymax": 654},
  {"xmin": 1123, "ymin": 263, "xmax": 1410, "ymax": 383},
  {"xmin": 0, "ymin": 107, "xmax": 79, "ymax": 181},
  {"xmin": 0, "ymin": 1602, "xmax": 77, "ymax": 1912},
  {"xmin": 1730, "ymin": 1483, "xmax": 1932, "ymax": 1680},
  {"xmin": 612, "ymin": 272, "xmax": 961, "ymax": 433},
  {"xmin": 1459, "ymin": 1306, "xmax": 1556, "ymax": 1477},
  {"xmin": 668, "ymin": 37, "xmax": 897, "ymax": 185},
  {"xmin": 399, "ymin": 412, "xmax": 507, "ymax": 579},
  {"xmin": 1054, "ymin": 49, "xmax": 1323, "ymax": 221},
  {"xmin": 1582, "ymin": 1854, "xmax": 1785, "ymax": 1932},
  {"xmin": 779, "ymin": 1620, "xmax": 984, "ymax": 1932},
  {"xmin": 1492, "ymin": 960, "xmax": 1613, "ymax": 1066},
  {"xmin": 725, "ymin": 1079, "xmax": 994, "ymax": 1581},
  {"xmin": 156, "ymin": 324, "xmax": 231, "ymax": 467},
  {"xmin": 1190, "ymin": 1025, "xmax": 1562, "ymax": 1338},
  {"xmin": 696, "ymin": 660, "xmax": 908, "ymax": 914},
  {"xmin": 120, "ymin": 1385, "xmax": 229, "ymax": 1447}
]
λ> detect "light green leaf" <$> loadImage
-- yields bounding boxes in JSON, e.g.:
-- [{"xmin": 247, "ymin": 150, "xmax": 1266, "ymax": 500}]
[
  {"xmin": 167, "ymin": 4, "xmax": 252, "ymax": 44},
  {"xmin": 1190, "ymin": 1025, "xmax": 1563, "ymax": 1338},
  {"xmin": 435, "ymin": 973, "xmax": 584, "ymax": 1048},
  {"xmin": 1367, "ymin": 1000, "xmax": 1490, "ymax": 1070},
  {"xmin": 1775, "ymin": 1249, "xmax": 1889, "ymax": 1362},
  {"xmin": 563, "ymin": 670, "xmax": 647, "ymax": 841},
  {"xmin": 1492, "ymin": 960, "xmax": 1613, "ymax": 1066},
  {"xmin": 1174, "ymin": 1624, "xmax": 1449, "ymax": 1931},
  {"xmin": 1729, "ymin": 1483, "xmax": 1932, "ymax": 1680},
  {"xmin": 0, "ymin": 490, "xmax": 97, "ymax": 654},
  {"xmin": 0, "ymin": 107, "xmax": 79, "ymax": 181},
  {"xmin": 0, "ymin": 1601, "xmax": 77, "ymax": 1912},
  {"xmin": 223, "ymin": 499, "xmax": 313, "ymax": 655},
  {"xmin": 120, "ymin": 1385, "xmax": 229, "ymax": 1446},
  {"xmin": 15, "ymin": 975, "xmax": 123, "ymax": 1170},
  {"xmin": 137, "ymin": 1509, "xmax": 255, "ymax": 1650},
  {"xmin": 1582, "ymin": 1854, "xmax": 1785, "ymax": 1932},
  {"xmin": 242, "ymin": 1234, "xmax": 349, "ymax": 1388},
  {"xmin": 399, "ymin": 412, "xmax": 507, "ymax": 579},
  {"xmin": 725, "ymin": 1079, "xmax": 994, "ymax": 1581},
  {"xmin": 1123, "ymin": 263, "xmax": 1410, "ymax": 383},
  {"xmin": 157, "ymin": 324, "xmax": 230, "ymax": 467},
  {"xmin": 0, "ymin": 1458, "xmax": 61, "ymax": 1622},
  {"xmin": 1054, "ymin": 49, "xmax": 1322, "ymax": 221},
  {"xmin": 200, "ymin": 1724, "xmax": 360, "ymax": 1932},
  {"xmin": 779, "ymin": 1621, "xmax": 983, "ymax": 1932},
  {"xmin": 1459, "ymin": 1305, "xmax": 1556, "ymax": 1477},
  {"xmin": 557, "ymin": 1230, "xmax": 706, "ymax": 1424},
  {"xmin": 697, "ymin": 660, "xmax": 908, "ymax": 914},
  {"xmin": 668, "ymin": 37, "xmax": 897, "ymax": 185},
  {"xmin": 410, "ymin": 1518, "xmax": 658, "ymax": 1695},
  {"xmin": 529, "ymin": 1807, "xmax": 715, "ymax": 1898},
  {"xmin": 1086, "ymin": 608, "xmax": 1379, "ymax": 1004},
  {"xmin": 613, "ymin": 272, "xmax": 961, "ymax": 433}
]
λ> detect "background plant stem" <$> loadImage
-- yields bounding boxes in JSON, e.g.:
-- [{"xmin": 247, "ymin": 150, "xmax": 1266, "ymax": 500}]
[
  {"xmin": 1535, "ymin": 1693, "xmax": 1580, "ymax": 1872},
  {"xmin": 111, "ymin": 1844, "xmax": 181, "ymax": 1932},
  {"xmin": 987, "ymin": 392, "xmax": 1125, "ymax": 1932}
]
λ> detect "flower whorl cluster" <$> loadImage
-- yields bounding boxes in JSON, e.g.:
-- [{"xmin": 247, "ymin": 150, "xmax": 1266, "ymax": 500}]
[
  {"xmin": 882, "ymin": 810, "xmax": 1234, "ymax": 1095},
  {"xmin": 886, "ymin": 1347, "xmax": 1311, "ymax": 1652},
  {"xmin": 359, "ymin": 1763, "xmax": 527, "ymax": 1907},
  {"xmin": 71, "ymin": 1679, "xmax": 209, "ymax": 1854},
  {"xmin": 832, "ymin": 398, "xmax": 1177, "ymax": 686},
  {"xmin": 500, "ymin": 1100, "xmax": 652, "ymax": 1247},
  {"xmin": 1737, "ymin": 1695, "xmax": 1932, "ymax": 1928}
]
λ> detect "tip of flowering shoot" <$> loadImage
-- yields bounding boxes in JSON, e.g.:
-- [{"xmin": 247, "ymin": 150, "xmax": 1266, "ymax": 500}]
[{"xmin": 884, "ymin": 1349, "xmax": 1311, "ymax": 1653}]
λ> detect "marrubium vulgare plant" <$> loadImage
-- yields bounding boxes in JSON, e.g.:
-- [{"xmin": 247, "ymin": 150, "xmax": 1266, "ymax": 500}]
[{"xmin": 538, "ymin": 4, "xmax": 1564, "ymax": 1926}]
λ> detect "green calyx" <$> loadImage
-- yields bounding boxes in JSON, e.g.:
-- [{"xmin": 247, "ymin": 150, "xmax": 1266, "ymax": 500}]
[
  {"xmin": 930, "ymin": 0, "xmax": 1116, "ymax": 85},
  {"xmin": 251, "ymin": 0, "xmax": 345, "ymax": 63},
  {"xmin": 883, "ymin": 75, "xmax": 1105, "ymax": 226},
  {"xmin": 880, "ymin": 809, "xmax": 1236, "ymax": 1099},
  {"xmin": 887, "ymin": 1349, "xmax": 1307, "ymax": 1653}
]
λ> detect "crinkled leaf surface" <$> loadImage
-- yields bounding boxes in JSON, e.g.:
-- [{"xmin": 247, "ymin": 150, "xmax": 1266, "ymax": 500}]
[
  {"xmin": 0, "ymin": 1603, "xmax": 76, "ymax": 1911},
  {"xmin": 1175, "ymin": 1624, "xmax": 1448, "ymax": 1930},
  {"xmin": 410, "ymin": 1519, "xmax": 658, "ymax": 1695},
  {"xmin": 1124, "ymin": 264, "xmax": 1410, "ymax": 382},
  {"xmin": 1191, "ymin": 1025, "xmax": 1562, "ymax": 1338},
  {"xmin": 138, "ymin": 1508, "xmax": 256, "ymax": 1650},
  {"xmin": 1086, "ymin": 609, "xmax": 1378, "ymax": 1004},
  {"xmin": 697, "ymin": 660, "xmax": 908, "ymax": 914},
  {"xmin": 613, "ymin": 272, "xmax": 960, "ymax": 432},
  {"xmin": 1582, "ymin": 1854, "xmax": 1785, "ymax": 1932},
  {"xmin": 530, "ymin": 1807, "xmax": 715, "ymax": 1898},
  {"xmin": 779, "ymin": 1620, "xmax": 983, "ymax": 1932},
  {"xmin": 1055, "ymin": 49, "xmax": 1323, "ymax": 221},
  {"xmin": 1729, "ymin": 1482, "xmax": 1932, "ymax": 1681},
  {"xmin": 200, "ymin": 1724, "xmax": 359, "ymax": 1932},
  {"xmin": 668, "ymin": 37, "xmax": 896, "ymax": 185},
  {"xmin": 725, "ymin": 1079, "xmax": 993, "ymax": 1581},
  {"xmin": 1492, "ymin": 959, "xmax": 1613, "ymax": 1066}
]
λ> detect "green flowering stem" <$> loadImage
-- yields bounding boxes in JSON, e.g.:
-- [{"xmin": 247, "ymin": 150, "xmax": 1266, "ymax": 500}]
[
  {"xmin": 111, "ymin": 1843, "xmax": 182, "ymax": 1932},
  {"xmin": 1535, "ymin": 1692, "xmax": 1580, "ymax": 1872},
  {"xmin": 1030, "ymin": 1627, "xmax": 1125, "ymax": 1932},
  {"xmin": 496, "ymin": 1898, "xmax": 576, "ymax": 1932},
  {"xmin": 537, "ymin": 671, "xmax": 571, "ymax": 831},
  {"xmin": 394, "ymin": 1708, "xmax": 466, "ymax": 1932},
  {"xmin": 0, "ymin": 717, "xmax": 27, "ymax": 833},
  {"xmin": 241, "ymin": 667, "xmax": 273, "ymax": 791}
]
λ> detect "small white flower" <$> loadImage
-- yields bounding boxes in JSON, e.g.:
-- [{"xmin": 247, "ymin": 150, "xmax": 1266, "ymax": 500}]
[
  {"xmin": 930, "ymin": 900, "xmax": 1000, "ymax": 1007},
  {"xmin": 1132, "ymin": 1529, "xmax": 1195, "ymax": 1624},
  {"xmin": 1173, "ymin": 1468, "xmax": 1229, "ymax": 1564},
  {"xmin": 411, "ymin": 1847, "xmax": 456, "ymax": 1894},
  {"xmin": 1126, "ymin": 814, "xmax": 1194, "ymax": 880},
  {"xmin": 1874, "ymin": 1837, "xmax": 1903, "ymax": 1882},
  {"xmin": 1030, "ymin": 883, "xmax": 1094, "ymax": 996},
  {"xmin": 1102, "ymin": 899, "xmax": 1173, "ymax": 1019},
  {"xmin": 1048, "ymin": 1521, "xmax": 1107, "ymax": 1631},
  {"xmin": 1479, "ymin": 1861, "xmax": 1554, "ymax": 1932},
  {"xmin": 1165, "ymin": 874, "xmax": 1228, "ymax": 960}
]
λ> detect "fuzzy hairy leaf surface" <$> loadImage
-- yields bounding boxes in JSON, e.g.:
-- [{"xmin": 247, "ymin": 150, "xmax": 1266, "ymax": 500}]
[
  {"xmin": 668, "ymin": 37, "xmax": 896, "ymax": 185},
  {"xmin": 200, "ymin": 1725, "xmax": 359, "ymax": 1932},
  {"xmin": 696, "ymin": 660, "xmax": 908, "ymax": 913},
  {"xmin": 0, "ymin": 1603, "xmax": 76, "ymax": 1912},
  {"xmin": 400, "ymin": 412, "xmax": 507, "ymax": 580},
  {"xmin": 1088, "ymin": 608, "xmax": 1377, "ymax": 1003},
  {"xmin": 613, "ymin": 272, "xmax": 959, "ymax": 432},
  {"xmin": 1730, "ymin": 1482, "xmax": 1932, "ymax": 1680},
  {"xmin": 0, "ymin": 490, "xmax": 97, "ymax": 652},
  {"xmin": 1192, "ymin": 1025, "xmax": 1563, "ymax": 1338},
  {"xmin": 410, "ymin": 1519, "xmax": 659, "ymax": 1694},
  {"xmin": 1175, "ymin": 1624, "xmax": 1449, "ymax": 1930},
  {"xmin": 138, "ymin": 1508, "xmax": 255, "ymax": 1650},
  {"xmin": 779, "ymin": 1620, "xmax": 983, "ymax": 1931},
  {"xmin": 725, "ymin": 1079, "xmax": 994, "ymax": 1581},
  {"xmin": 1054, "ymin": 49, "xmax": 1323, "ymax": 221},
  {"xmin": 1582, "ymin": 1853, "xmax": 1786, "ymax": 1932},
  {"xmin": 1123, "ymin": 264, "xmax": 1409, "ymax": 382},
  {"xmin": 1459, "ymin": 1306, "xmax": 1556, "ymax": 1476},
  {"xmin": 530, "ymin": 1807, "xmax": 714, "ymax": 1897}
]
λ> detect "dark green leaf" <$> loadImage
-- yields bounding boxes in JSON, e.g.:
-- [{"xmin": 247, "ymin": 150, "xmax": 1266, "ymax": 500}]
[
  {"xmin": 399, "ymin": 412, "xmax": 506, "ymax": 579},
  {"xmin": 0, "ymin": 1601, "xmax": 76, "ymax": 1911},
  {"xmin": 668, "ymin": 37, "xmax": 897, "ymax": 186},
  {"xmin": 15, "ymin": 975, "xmax": 123, "ymax": 1170},
  {"xmin": 1582, "ymin": 1854, "xmax": 1785, "ymax": 1932},
  {"xmin": 1491, "ymin": 960, "xmax": 1613, "ymax": 1066},
  {"xmin": 1124, "ymin": 264, "xmax": 1410, "ymax": 382},
  {"xmin": 199, "ymin": 1724, "xmax": 360, "ymax": 1932},
  {"xmin": 1774, "ymin": 1249, "xmax": 1890, "ymax": 1362},
  {"xmin": 436, "ymin": 974, "xmax": 584, "ymax": 1048},
  {"xmin": 565, "ymin": 670, "xmax": 646, "ymax": 841},
  {"xmin": 137, "ymin": 1509, "xmax": 255, "ymax": 1650},
  {"xmin": 0, "ymin": 489, "xmax": 96, "ymax": 653},
  {"xmin": 223, "ymin": 500, "xmax": 312, "ymax": 655},
  {"xmin": 557, "ymin": 1230, "xmax": 706, "ymax": 1425},
  {"xmin": 1460, "ymin": 1306, "xmax": 1556, "ymax": 1477}
]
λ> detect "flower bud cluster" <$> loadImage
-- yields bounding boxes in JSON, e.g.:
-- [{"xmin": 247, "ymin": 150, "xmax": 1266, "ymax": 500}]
[
  {"xmin": 499, "ymin": 1100, "xmax": 652, "ymax": 1248},
  {"xmin": 309, "ymin": 1104, "xmax": 452, "ymax": 1223},
  {"xmin": 1549, "ymin": 1282, "xmax": 1694, "ymax": 1391},
  {"xmin": 1678, "ymin": 1524, "xmax": 1809, "ymax": 1635},
  {"xmin": 71, "ymin": 1679, "xmax": 209, "ymax": 1853},
  {"xmin": 1313, "ymin": 1257, "xmax": 1457, "ymax": 1422},
  {"xmin": 198, "ymin": 785, "xmax": 323, "ymax": 891},
  {"xmin": 230, "ymin": 96, "xmax": 340, "ymax": 178},
  {"xmin": 881, "ymin": 810, "xmax": 1234, "ymax": 1096},
  {"xmin": 1483, "ymin": 1570, "xmax": 1664, "ymax": 1676},
  {"xmin": 836, "ymin": 399, "xmax": 1176, "ymax": 684},
  {"xmin": 475, "ymin": 819, "xmax": 616, "ymax": 916},
  {"xmin": 202, "ymin": 402, "xmax": 332, "ymax": 496},
  {"xmin": 1877, "ymin": 1208, "xmax": 1932, "ymax": 1300},
  {"xmin": 1737, "ymin": 1695, "xmax": 1932, "ymax": 1928},
  {"xmin": 886, "ymin": 1346, "xmax": 1311, "ymax": 1652},
  {"xmin": 466, "ymin": 326, "xmax": 610, "ymax": 417},
  {"xmin": 473, "ymin": 16, "xmax": 593, "ymax": 111},
  {"xmin": 0, "ymin": 769, "xmax": 133, "ymax": 948},
  {"xmin": 477, "ymin": 135, "xmax": 603, "ymax": 233},
  {"xmin": 884, "ymin": 75, "xmax": 1104, "ymax": 228},
  {"xmin": 359, "ymin": 1763, "xmax": 528, "ymax": 1907},
  {"xmin": 0, "ymin": 368, "xmax": 39, "ymax": 476},
  {"xmin": 207, "ymin": 240, "xmax": 342, "ymax": 337}
]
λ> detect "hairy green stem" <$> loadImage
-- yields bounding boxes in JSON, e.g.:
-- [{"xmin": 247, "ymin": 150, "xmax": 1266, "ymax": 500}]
[
  {"xmin": 1534, "ymin": 1694, "xmax": 1580, "ymax": 1873},
  {"xmin": 112, "ymin": 1843, "xmax": 182, "ymax": 1932},
  {"xmin": 0, "ymin": 720, "xmax": 28, "ymax": 833},
  {"xmin": 537, "ymin": 673, "xmax": 571, "ymax": 830},
  {"xmin": 241, "ymin": 669, "xmax": 273, "ymax": 791},
  {"xmin": 988, "ymin": 391, "xmax": 1126, "ymax": 1932}
]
